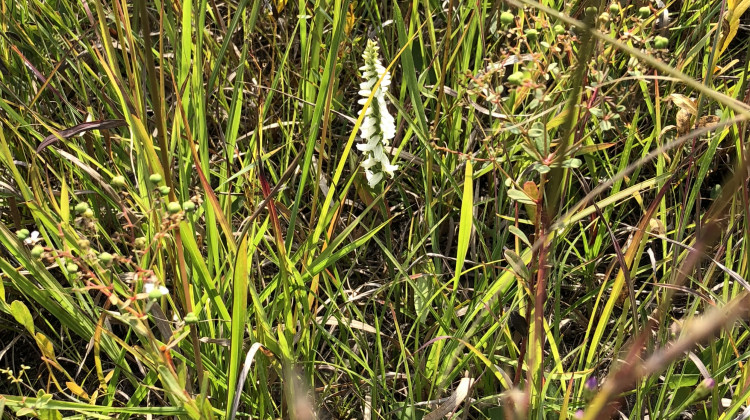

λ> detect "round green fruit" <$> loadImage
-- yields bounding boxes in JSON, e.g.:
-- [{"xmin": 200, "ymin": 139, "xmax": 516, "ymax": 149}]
[
  {"xmin": 148, "ymin": 173, "xmax": 163, "ymax": 184},
  {"xmin": 66, "ymin": 263, "xmax": 79, "ymax": 273},
  {"xmin": 99, "ymin": 252, "xmax": 114, "ymax": 264},
  {"xmin": 111, "ymin": 175, "xmax": 126, "ymax": 188},
  {"xmin": 653, "ymin": 35, "xmax": 668, "ymax": 49},
  {"xmin": 74, "ymin": 202, "xmax": 89, "ymax": 214},
  {"xmin": 134, "ymin": 237, "xmax": 148, "ymax": 250},
  {"xmin": 31, "ymin": 245, "xmax": 44, "ymax": 258},
  {"xmin": 500, "ymin": 11, "xmax": 514, "ymax": 26},
  {"xmin": 182, "ymin": 201, "xmax": 196, "ymax": 212},
  {"xmin": 639, "ymin": 6, "xmax": 651, "ymax": 18},
  {"xmin": 167, "ymin": 202, "xmax": 182, "ymax": 214},
  {"xmin": 148, "ymin": 287, "xmax": 165, "ymax": 299},
  {"xmin": 609, "ymin": 3, "xmax": 621, "ymax": 14},
  {"xmin": 508, "ymin": 71, "xmax": 525, "ymax": 85}
]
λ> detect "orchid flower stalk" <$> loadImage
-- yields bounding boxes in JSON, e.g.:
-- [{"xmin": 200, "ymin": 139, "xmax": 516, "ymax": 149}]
[{"xmin": 357, "ymin": 40, "xmax": 398, "ymax": 188}]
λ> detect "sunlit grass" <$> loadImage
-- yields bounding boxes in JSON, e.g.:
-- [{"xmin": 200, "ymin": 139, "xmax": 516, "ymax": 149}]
[{"xmin": 1, "ymin": 0, "xmax": 750, "ymax": 418}]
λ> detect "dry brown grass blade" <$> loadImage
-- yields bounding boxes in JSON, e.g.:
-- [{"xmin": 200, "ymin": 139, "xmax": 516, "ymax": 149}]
[
  {"xmin": 36, "ymin": 119, "xmax": 127, "ymax": 152},
  {"xmin": 583, "ymin": 292, "xmax": 750, "ymax": 419},
  {"xmin": 423, "ymin": 375, "xmax": 475, "ymax": 420}
]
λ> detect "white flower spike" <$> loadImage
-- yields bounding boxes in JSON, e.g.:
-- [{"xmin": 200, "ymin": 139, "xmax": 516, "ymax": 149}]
[{"xmin": 357, "ymin": 39, "xmax": 397, "ymax": 188}]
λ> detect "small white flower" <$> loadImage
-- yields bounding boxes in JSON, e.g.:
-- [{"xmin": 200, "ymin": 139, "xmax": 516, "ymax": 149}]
[
  {"xmin": 356, "ymin": 40, "xmax": 398, "ymax": 188},
  {"xmin": 365, "ymin": 169, "xmax": 384, "ymax": 188},
  {"xmin": 23, "ymin": 231, "xmax": 41, "ymax": 246},
  {"xmin": 143, "ymin": 282, "xmax": 169, "ymax": 296},
  {"xmin": 143, "ymin": 282, "xmax": 155, "ymax": 294},
  {"xmin": 77, "ymin": 114, "xmax": 94, "ymax": 137}
]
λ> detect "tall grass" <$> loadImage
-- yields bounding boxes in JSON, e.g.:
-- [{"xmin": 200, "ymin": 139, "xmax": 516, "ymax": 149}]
[{"xmin": 1, "ymin": 0, "xmax": 750, "ymax": 418}]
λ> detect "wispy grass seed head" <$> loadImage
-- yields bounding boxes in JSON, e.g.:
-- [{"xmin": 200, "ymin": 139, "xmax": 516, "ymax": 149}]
[{"xmin": 357, "ymin": 39, "xmax": 397, "ymax": 188}]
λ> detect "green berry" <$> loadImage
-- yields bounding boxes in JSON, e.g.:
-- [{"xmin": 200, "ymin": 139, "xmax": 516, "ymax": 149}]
[
  {"xmin": 158, "ymin": 185, "xmax": 171, "ymax": 196},
  {"xmin": 148, "ymin": 287, "xmax": 165, "ymax": 299},
  {"xmin": 148, "ymin": 173, "xmax": 163, "ymax": 184},
  {"xmin": 82, "ymin": 208, "xmax": 94, "ymax": 218},
  {"xmin": 111, "ymin": 175, "xmax": 126, "ymax": 188},
  {"xmin": 98, "ymin": 252, "xmax": 114, "ymax": 264},
  {"xmin": 598, "ymin": 12, "xmax": 610, "ymax": 24},
  {"xmin": 134, "ymin": 237, "xmax": 148, "ymax": 250},
  {"xmin": 524, "ymin": 29, "xmax": 538, "ymax": 42},
  {"xmin": 653, "ymin": 35, "xmax": 668, "ymax": 49},
  {"xmin": 182, "ymin": 201, "xmax": 196, "ymax": 212},
  {"xmin": 585, "ymin": 6, "xmax": 598, "ymax": 18},
  {"xmin": 31, "ymin": 245, "xmax": 44, "ymax": 258},
  {"xmin": 500, "ymin": 11, "xmax": 514, "ymax": 26},
  {"xmin": 553, "ymin": 24, "xmax": 566, "ymax": 35},
  {"xmin": 167, "ymin": 202, "xmax": 182, "ymax": 214},
  {"xmin": 609, "ymin": 3, "xmax": 621, "ymax": 14},
  {"xmin": 639, "ymin": 6, "xmax": 651, "ymax": 18},
  {"xmin": 184, "ymin": 313, "xmax": 199, "ymax": 324},
  {"xmin": 66, "ymin": 263, "xmax": 79, "ymax": 273},
  {"xmin": 16, "ymin": 229, "xmax": 30, "ymax": 240},
  {"xmin": 508, "ymin": 71, "xmax": 525, "ymax": 85},
  {"xmin": 74, "ymin": 202, "xmax": 89, "ymax": 214}
]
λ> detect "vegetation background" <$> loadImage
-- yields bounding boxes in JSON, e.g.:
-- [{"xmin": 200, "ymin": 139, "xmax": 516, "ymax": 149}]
[{"xmin": 2, "ymin": 0, "xmax": 750, "ymax": 418}]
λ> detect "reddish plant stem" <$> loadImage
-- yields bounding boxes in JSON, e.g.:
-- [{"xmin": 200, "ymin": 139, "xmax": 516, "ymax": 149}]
[{"xmin": 530, "ymin": 175, "xmax": 549, "ymax": 398}]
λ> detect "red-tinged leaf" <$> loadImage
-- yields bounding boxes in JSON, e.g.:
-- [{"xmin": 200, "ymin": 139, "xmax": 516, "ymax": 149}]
[{"xmin": 37, "ymin": 120, "xmax": 127, "ymax": 152}]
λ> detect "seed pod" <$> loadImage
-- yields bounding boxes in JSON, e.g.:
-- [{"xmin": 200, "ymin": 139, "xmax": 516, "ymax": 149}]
[
  {"xmin": 74, "ymin": 202, "xmax": 89, "ymax": 214},
  {"xmin": 184, "ymin": 313, "xmax": 199, "ymax": 324},
  {"xmin": 653, "ymin": 35, "xmax": 668, "ymax": 49},
  {"xmin": 31, "ymin": 245, "xmax": 45, "ymax": 258},
  {"xmin": 508, "ymin": 71, "xmax": 525, "ymax": 85},
  {"xmin": 167, "ymin": 202, "xmax": 182, "ymax": 214},
  {"xmin": 524, "ymin": 28, "xmax": 538, "ymax": 42},
  {"xmin": 111, "ymin": 175, "xmax": 127, "ymax": 188},
  {"xmin": 134, "ymin": 237, "xmax": 148, "ymax": 250},
  {"xmin": 149, "ymin": 173, "xmax": 163, "ymax": 184},
  {"xmin": 500, "ymin": 11, "xmax": 514, "ymax": 26}
]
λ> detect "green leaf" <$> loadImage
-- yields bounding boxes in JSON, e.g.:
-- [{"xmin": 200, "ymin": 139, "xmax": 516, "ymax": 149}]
[
  {"xmin": 666, "ymin": 374, "xmax": 700, "ymax": 390},
  {"xmin": 10, "ymin": 300, "xmax": 35, "ymax": 335},
  {"xmin": 454, "ymin": 161, "xmax": 474, "ymax": 283},
  {"xmin": 225, "ymin": 233, "xmax": 250, "ymax": 418},
  {"xmin": 529, "ymin": 121, "xmax": 546, "ymax": 153},
  {"xmin": 508, "ymin": 188, "xmax": 535, "ymax": 205},
  {"xmin": 504, "ymin": 250, "xmax": 530, "ymax": 281},
  {"xmin": 508, "ymin": 226, "xmax": 531, "ymax": 247}
]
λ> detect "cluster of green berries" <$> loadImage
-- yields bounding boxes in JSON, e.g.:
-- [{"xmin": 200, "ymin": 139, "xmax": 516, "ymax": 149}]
[
  {"xmin": 500, "ymin": 4, "xmax": 667, "ymax": 51},
  {"xmin": 147, "ymin": 173, "xmax": 197, "ymax": 214},
  {"xmin": 75, "ymin": 201, "xmax": 94, "ymax": 218}
]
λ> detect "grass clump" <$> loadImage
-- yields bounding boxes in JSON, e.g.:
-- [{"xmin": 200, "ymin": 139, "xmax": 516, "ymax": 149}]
[{"xmin": 1, "ymin": 0, "xmax": 750, "ymax": 419}]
